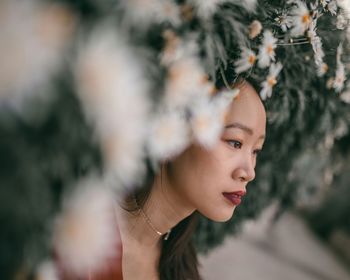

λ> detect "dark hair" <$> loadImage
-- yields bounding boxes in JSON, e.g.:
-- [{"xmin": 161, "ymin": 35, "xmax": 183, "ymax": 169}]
[{"xmin": 123, "ymin": 160, "xmax": 201, "ymax": 280}]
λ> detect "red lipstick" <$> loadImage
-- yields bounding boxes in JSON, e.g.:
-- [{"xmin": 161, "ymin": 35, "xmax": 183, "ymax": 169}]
[{"xmin": 223, "ymin": 191, "xmax": 246, "ymax": 206}]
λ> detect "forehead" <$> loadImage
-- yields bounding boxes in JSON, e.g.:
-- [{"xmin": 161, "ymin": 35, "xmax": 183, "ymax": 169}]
[{"xmin": 224, "ymin": 83, "xmax": 266, "ymax": 136}]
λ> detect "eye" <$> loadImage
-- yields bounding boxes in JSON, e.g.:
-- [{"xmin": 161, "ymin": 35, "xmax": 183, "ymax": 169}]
[{"xmin": 227, "ymin": 140, "xmax": 242, "ymax": 149}]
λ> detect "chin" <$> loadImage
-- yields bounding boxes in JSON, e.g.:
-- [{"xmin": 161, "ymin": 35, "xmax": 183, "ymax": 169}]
[{"xmin": 201, "ymin": 207, "xmax": 236, "ymax": 222}]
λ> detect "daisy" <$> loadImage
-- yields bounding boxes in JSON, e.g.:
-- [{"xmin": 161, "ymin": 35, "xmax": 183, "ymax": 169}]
[
  {"xmin": 249, "ymin": 20, "xmax": 263, "ymax": 39},
  {"xmin": 53, "ymin": 178, "xmax": 119, "ymax": 277},
  {"xmin": 260, "ymin": 62, "xmax": 283, "ymax": 100},
  {"xmin": 258, "ymin": 30, "xmax": 277, "ymax": 68},
  {"xmin": 190, "ymin": 97, "xmax": 225, "ymax": 149},
  {"xmin": 275, "ymin": 11, "xmax": 293, "ymax": 32},
  {"xmin": 307, "ymin": 19, "xmax": 325, "ymax": 67},
  {"xmin": 333, "ymin": 44, "xmax": 346, "ymax": 92},
  {"xmin": 75, "ymin": 27, "xmax": 150, "ymax": 186},
  {"xmin": 147, "ymin": 110, "xmax": 190, "ymax": 160},
  {"xmin": 289, "ymin": 0, "xmax": 312, "ymax": 37},
  {"xmin": 164, "ymin": 55, "xmax": 214, "ymax": 108},
  {"xmin": 234, "ymin": 47, "xmax": 257, "ymax": 74}
]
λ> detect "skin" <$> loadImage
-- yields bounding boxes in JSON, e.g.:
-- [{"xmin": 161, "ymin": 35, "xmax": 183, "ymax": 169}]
[{"xmin": 117, "ymin": 82, "xmax": 266, "ymax": 280}]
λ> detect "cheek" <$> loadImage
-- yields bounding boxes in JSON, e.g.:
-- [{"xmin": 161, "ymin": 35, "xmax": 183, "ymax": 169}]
[{"xmin": 168, "ymin": 144, "xmax": 236, "ymax": 220}]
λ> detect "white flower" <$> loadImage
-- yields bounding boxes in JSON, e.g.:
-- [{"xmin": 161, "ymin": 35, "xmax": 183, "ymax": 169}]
[
  {"xmin": 75, "ymin": 27, "xmax": 150, "ymax": 186},
  {"xmin": 289, "ymin": 0, "xmax": 312, "ymax": 36},
  {"xmin": 0, "ymin": 0, "xmax": 75, "ymax": 107},
  {"xmin": 190, "ymin": 97, "xmax": 224, "ymax": 149},
  {"xmin": 326, "ymin": 0, "xmax": 338, "ymax": 15},
  {"xmin": 258, "ymin": 30, "xmax": 278, "ymax": 68},
  {"xmin": 147, "ymin": 111, "xmax": 190, "ymax": 160},
  {"xmin": 317, "ymin": 63, "xmax": 329, "ymax": 77},
  {"xmin": 120, "ymin": 0, "xmax": 181, "ymax": 28},
  {"xmin": 36, "ymin": 260, "xmax": 59, "ymax": 280},
  {"xmin": 340, "ymin": 86, "xmax": 350, "ymax": 103},
  {"xmin": 275, "ymin": 14, "xmax": 293, "ymax": 32},
  {"xmin": 234, "ymin": 48, "xmax": 257, "ymax": 74},
  {"xmin": 307, "ymin": 19, "xmax": 325, "ymax": 67},
  {"xmin": 320, "ymin": 0, "xmax": 329, "ymax": 8},
  {"xmin": 189, "ymin": 0, "xmax": 225, "ymax": 19},
  {"xmin": 249, "ymin": 20, "xmax": 263, "ymax": 39},
  {"xmin": 336, "ymin": 13, "xmax": 347, "ymax": 30},
  {"xmin": 260, "ymin": 62, "xmax": 283, "ymax": 100},
  {"xmin": 53, "ymin": 178, "xmax": 119, "ymax": 277},
  {"xmin": 160, "ymin": 33, "xmax": 198, "ymax": 66},
  {"xmin": 333, "ymin": 44, "xmax": 346, "ymax": 92},
  {"xmin": 337, "ymin": 0, "xmax": 350, "ymax": 13},
  {"xmin": 164, "ymin": 56, "xmax": 214, "ymax": 109},
  {"xmin": 189, "ymin": 88, "xmax": 239, "ymax": 148}
]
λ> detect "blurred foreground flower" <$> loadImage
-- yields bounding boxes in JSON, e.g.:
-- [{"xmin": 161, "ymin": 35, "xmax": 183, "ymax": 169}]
[
  {"xmin": 75, "ymin": 27, "xmax": 150, "ymax": 186},
  {"xmin": 53, "ymin": 178, "xmax": 119, "ymax": 277},
  {"xmin": 0, "ymin": 0, "xmax": 75, "ymax": 107}
]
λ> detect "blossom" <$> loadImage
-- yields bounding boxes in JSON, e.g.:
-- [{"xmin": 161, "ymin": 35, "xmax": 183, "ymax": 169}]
[
  {"xmin": 0, "ymin": 0, "xmax": 75, "ymax": 107},
  {"xmin": 120, "ymin": 0, "xmax": 181, "ymax": 28},
  {"xmin": 336, "ymin": 13, "xmax": 347, "ymax": 30},
  {"xmin": 234, "ymin": 48, "xmax": 257, "ymax": 74},
  {"xmin": 75, "ymin": 27, "xmax": 150, "ymax": 186},
  {"xmin": 333, "ymin": 44, "xmax": 346, "ymax": 92},
  {"xmin": 147, "ymin": 111, "xmax": 190, "ymax": 160},
  {"xmin": 307, "ymin": 19, "xmax": 325, "ymax": 67},
  {"xmin": 340, "ymin": 86, "xmax": 350, "ymax": 103},
  {"xmin": 53, "ymin": 178, "xmax": 119, "ymax": 277},
  {"xmin": 260, "ymin": 62, "xmax": 283, "ymax": 100},
  {"xmin": 289, "ymin": 0, "xmax": 312, "ymax": 36},
  {"xmin": 249, "ymin": 20, "xmax": 263, "ymax": 39},
  {"xmin": 258, "ymin": 30, "xmax": 278, "ymax": 68},
  {"xmin": 189, "ymin": 0, "xmax": 225, "ymax": 19},
  {"xmin": 164, "ymin": 56, "xmax": 214, "ymax": 109},
  {"xmin": 160, "ymin": 32, "xmax": 198, "ymax": 66},
  {"xmin": 317, "ymin": 63, "xmax": 329, "ymax": 77},
  {"xmin": 326, "ymin": 0, "xmax": 338, "ymax": 15},
  {"xmin": 275, "ymin": 13, "xmax": 293, "ymax": 32}
]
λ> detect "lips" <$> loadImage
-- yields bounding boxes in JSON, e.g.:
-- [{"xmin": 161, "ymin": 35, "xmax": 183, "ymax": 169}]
[{"xmin": 222, "ymin": 191, "xmax": 246, "ymax": 206}]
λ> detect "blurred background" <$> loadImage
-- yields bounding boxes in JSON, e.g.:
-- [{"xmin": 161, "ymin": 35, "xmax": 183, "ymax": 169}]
[{"xmin": 1, "ymin": 0, "xmax": 350, "ymax": 279}]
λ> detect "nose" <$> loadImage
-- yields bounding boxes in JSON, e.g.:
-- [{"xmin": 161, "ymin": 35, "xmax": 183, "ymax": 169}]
[{"xmin": 232, "ymin": 155, "xmax": 256, "ymax": 183}]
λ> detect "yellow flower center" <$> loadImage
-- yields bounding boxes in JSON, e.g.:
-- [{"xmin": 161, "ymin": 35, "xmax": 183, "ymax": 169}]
[
  {"xmin": 302, "ymin": 14, "xmax": 311, "ymax": 24},
  {"xmin": 248, "ymin": 54, "xmax": 256, "ymax": 65},
  {"xmin": 268, "ymin": 77, "xmax": 277, "ymax": 87},
  {"xmin": 267, "ymin": 45, "xmax": 274, "ymax": 55}
]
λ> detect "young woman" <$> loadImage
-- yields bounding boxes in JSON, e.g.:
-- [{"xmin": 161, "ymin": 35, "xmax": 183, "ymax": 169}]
[
  {"xmin": 115, "ymin": 81, "xmax": 266, "ymax": 280},
  {"xmin": 57, "ymin": 81, "xmax": 266, "ymax": 280}
]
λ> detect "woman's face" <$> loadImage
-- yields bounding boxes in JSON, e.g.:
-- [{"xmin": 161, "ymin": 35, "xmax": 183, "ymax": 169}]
[{"xmin": 166, "ymin": 83, "xmax": 266, "ymax": 222}]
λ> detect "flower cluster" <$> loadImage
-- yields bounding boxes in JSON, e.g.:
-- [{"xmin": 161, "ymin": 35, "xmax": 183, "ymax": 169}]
[{"xmin": 233, "ymin": 0, "xmax": 349, "ymax": 100}]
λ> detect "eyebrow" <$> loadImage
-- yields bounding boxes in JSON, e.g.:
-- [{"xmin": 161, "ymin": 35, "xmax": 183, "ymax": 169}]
[{"xmin": 225, "ymin": 122, "xmax": 265, "ymax": 140}]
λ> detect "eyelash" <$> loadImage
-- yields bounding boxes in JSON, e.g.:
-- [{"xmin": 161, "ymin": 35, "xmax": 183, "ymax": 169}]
[{"xmin": 227, "ymin": 140, "xmax": 262, "ymax": 155}]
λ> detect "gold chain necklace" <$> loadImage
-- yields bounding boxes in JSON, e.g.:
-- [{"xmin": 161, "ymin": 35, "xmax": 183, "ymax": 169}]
[{"xmin": 135, "ymin": 199, "xmax": 171, "ymax": 240}]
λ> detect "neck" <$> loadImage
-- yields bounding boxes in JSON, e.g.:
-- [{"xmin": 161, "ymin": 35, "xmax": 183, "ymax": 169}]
[{"xmin": 117, "ymin": 166, "xmax": 195, "ymax": 247}]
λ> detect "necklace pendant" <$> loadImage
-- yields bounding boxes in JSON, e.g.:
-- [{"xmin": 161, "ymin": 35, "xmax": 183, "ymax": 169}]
[{"xmin": 163, "ymin": 230, "xmax": 171, "ymax": 240}]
